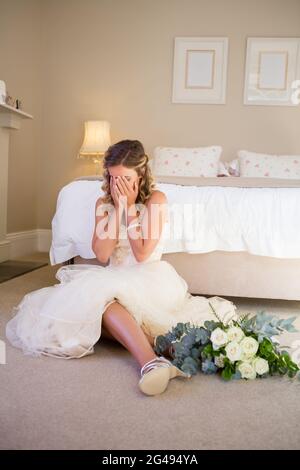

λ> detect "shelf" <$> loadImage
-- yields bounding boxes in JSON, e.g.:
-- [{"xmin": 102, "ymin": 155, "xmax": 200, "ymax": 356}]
[{"xmin": 0, "ymin": 102, "xmax": 33, "ymax": 119}]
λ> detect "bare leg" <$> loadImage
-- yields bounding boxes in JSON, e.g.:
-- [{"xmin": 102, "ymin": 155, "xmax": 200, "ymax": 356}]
[
  {"xmin": 101, "ymin": 325, "xmax": 117, "ymax": 341},
  {"xmin": 102, "ymin": 323, "xmax": 155, "ymax": 347},
  {"xmin": 144, "ymin": 332, "xmax": 172, "ymax": 358},
  {"xmin": 101, "ymin": 301, "xmax": 158, "ymax": 367},
  {"xmin": 102, "ymin": 322, "xmax": 172, "ymax": 358}
]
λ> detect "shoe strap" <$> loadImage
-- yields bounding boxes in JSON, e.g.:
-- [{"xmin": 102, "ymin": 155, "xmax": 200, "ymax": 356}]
[{"xmin": 140, "ymin": 356, "xmax": 171, "ymax": 377}]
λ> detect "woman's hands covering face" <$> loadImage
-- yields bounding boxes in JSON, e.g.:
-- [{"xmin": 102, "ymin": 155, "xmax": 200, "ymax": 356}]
[
  {"xmin": 110, "ymin": 175, "xmax": 139, "ymax": 208},
  {"xmin": 110, "ymin": 176, "xmax": 121, "ymax": 208}
]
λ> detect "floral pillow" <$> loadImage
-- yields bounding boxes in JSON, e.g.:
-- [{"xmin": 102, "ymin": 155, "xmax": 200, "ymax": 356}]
[
  {"xmin": 238, "ymin": 150, "xmax": 300, "ymax": 179},
  {"xmin": 153, "ymin": 146, "xmax": 222, "ymax": 177}
]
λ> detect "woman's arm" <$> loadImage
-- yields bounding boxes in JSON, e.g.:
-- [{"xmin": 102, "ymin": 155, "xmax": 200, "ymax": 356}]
[
  {"xmin": 126, "ymin": 190, "xmax": 168, "ymax": 263},
  {"xmin": 91, "ymin": 197, "xmax": 123, "ymax": 264}
]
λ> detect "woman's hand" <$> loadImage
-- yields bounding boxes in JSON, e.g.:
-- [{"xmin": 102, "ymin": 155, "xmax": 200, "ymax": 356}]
[
  {"xmin": 115, "ymin": 176, "xmax": 139, "ymax": 207},
  {"xmin": 110, "ymin": 176, "xmax": 125, "ymax": 209}
]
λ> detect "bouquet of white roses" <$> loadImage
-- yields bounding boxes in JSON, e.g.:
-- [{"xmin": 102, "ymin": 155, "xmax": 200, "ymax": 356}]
[{"xmin": 154, "ymin": 303, "xmax": 300, "ymax": 381}]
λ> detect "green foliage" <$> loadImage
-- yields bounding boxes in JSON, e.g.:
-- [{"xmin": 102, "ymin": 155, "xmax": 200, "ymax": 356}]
[
  {"xmin": 221, "ymin": 357, "xmax": 236, "ymax": 381},
  {"xmin": 239, "ymin": 310, "xmax": 298, "ymax": 340},
  {"xmin": 153, "ymin": 309, "xmax": 300, "ymax": 382},
  {"xmin": 202, "ymin": 359, "xmax": 218, "ymax": 375},
  {"xmin": 181, "ymin": 356, "xmax": 199, "ymax": 375}
]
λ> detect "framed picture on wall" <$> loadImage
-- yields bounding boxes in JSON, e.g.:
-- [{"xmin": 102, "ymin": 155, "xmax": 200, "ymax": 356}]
[
  {"xmin": 243, "ymin": 37, "xmax": 300, "ymax": 106},
  {"xmin": 172, "ymin": 36, "xmax": 228, "ymax": 104}
]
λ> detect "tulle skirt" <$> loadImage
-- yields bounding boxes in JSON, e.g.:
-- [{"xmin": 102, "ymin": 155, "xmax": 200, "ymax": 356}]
[{"xmin": 5, "ymin": 260, "xmax": 238, "ymax": 359}]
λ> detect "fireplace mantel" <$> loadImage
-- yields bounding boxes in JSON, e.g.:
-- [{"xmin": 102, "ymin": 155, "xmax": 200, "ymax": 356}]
[{"xmin": 0, "ymin": 103, "xmax": 33, "ymax": 262}]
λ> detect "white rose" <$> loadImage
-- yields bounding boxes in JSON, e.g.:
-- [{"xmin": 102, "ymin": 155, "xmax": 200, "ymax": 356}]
[
  {"xmin": 240, "ymin": 336, "xmax": 259, "ymax": 358},
  {"xmin": 240, "ymin": 351, "xmax": 252, "ymax": 362},
  {"xmin": 227, "ymin": 326, "xmax": 245, "ymax": 343},
  {"xmin": 237, "ymin": 361, "xmax": 256, "ymax": 380},
  {"xmin": 252, "ymin": 357, "xmax": 269, "ymax": 375},
  {"xmin": 210, "ymin": 328, "xmax": 228, "ymax": 347},
  {"xmin": 225, "ymin": 341, "xmax": 242, "ymax": 362},
  {"xmin": 214, "ymin": 354, "xmax": 225, "ymax": 368}
]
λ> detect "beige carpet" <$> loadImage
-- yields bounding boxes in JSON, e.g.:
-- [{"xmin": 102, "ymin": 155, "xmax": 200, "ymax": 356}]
[{"xmin": 1, "ymin": 256, "xmax": 300, "ymax": 450}]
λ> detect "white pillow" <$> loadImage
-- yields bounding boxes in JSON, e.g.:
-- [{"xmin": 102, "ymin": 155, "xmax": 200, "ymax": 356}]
[
  {"xmin": 153, "ymin": 146, "xmax": 222, "ymax": 177},
  {"xmin": 238, "ymin": 150, "xmax": 300, "ymax": 179}
]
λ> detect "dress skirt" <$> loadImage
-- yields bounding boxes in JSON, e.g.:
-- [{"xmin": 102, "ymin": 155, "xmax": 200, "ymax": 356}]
[{"xmin": 5, "ymin": 260, "xmax": 238, "ymax": 359}]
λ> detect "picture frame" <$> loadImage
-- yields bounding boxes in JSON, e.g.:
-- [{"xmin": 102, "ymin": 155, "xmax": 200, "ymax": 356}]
[
  {"xmin": 172, "ymin": 36, "xmax": 228, "ymax": 104},
  {"xmin": 243, "ymin": 37, "xmax": 300, "ymax": 106}
]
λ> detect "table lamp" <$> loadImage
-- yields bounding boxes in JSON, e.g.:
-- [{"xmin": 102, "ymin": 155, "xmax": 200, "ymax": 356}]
[{"xmin": 78, "ymin": 120, "xmax": 111, "ymax": 174}]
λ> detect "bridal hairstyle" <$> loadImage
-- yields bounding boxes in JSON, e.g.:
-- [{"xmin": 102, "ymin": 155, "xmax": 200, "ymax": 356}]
[{"xmin": 101, "ymin": 139, "xmax": 156, "ymax": 205}]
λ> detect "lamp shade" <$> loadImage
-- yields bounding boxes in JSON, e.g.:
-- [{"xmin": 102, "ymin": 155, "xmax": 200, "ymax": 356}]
[{"xmin": 79, "ymin": 120, "xmax": 111, "ymax": 156}]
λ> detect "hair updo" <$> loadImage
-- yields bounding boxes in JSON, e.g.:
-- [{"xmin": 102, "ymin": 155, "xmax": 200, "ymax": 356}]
[{"xmin": 101, "ymin": 139, "xmax": 155, "ymax": 205}]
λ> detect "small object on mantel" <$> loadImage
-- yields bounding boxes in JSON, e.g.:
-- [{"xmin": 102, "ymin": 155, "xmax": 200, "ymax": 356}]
[
  {"xmin": 5, "ymin": 92, "xmax": 16, "ymax": 108},
  {"xmin": 0, "ymin": 80, "xmax": 23, "ymax": 110},
  {"xmin": 0, "ymin": 80, "xmax": 6, "ymax": 104}
]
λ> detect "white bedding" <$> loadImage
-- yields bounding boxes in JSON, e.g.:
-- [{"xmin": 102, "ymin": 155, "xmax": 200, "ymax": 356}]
[{"xmin": 49, "ymin": 180, "xmax": 300, "ymax": 265}]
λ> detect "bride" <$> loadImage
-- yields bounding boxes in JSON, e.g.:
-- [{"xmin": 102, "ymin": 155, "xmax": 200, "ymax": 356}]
[{"xmin": 6, "ymin": 139, "xmax": 238, "ymax": 396}]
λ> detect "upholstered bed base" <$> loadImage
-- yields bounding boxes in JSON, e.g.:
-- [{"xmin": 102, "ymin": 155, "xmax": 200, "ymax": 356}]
[{"xmin": 65, "ymin": 250, "xmax": 300, "ymax": 301}]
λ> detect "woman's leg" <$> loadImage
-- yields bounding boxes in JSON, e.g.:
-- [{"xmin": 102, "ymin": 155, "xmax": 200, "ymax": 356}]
[
  {"xmin": 102, "ymin": 323, "xmax": 155, "ymax": 347},
  {"xmin": 101, "ymin": 325, "xmax": 117, "ymax": 341},
  {"xmin": 101, "ymin": 301, "xmax": 158, "ymax": 367}
]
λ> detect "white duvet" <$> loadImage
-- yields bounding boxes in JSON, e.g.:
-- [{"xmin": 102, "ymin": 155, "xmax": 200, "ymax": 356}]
[{"xmin": 49, "ymin": 180, "xmax": 300, "ymax": 264}]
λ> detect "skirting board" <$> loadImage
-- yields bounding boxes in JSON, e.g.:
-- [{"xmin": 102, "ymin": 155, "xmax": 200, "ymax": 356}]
[{"xmin": 6, "ymin": 229, "xmax": 52, "ymax": 259}]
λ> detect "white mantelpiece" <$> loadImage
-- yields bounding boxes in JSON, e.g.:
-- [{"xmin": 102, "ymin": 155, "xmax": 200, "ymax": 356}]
[{"xmin": 0, "ymin": 103, "xmax": 33, "ymax": 262}]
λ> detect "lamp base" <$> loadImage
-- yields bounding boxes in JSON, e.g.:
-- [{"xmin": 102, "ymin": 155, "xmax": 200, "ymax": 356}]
[
  {"xmin": 77, "ymin": 153, "xmax": 104, "ymax": 175},
  {"xmin": 92, "ymin": 157, "xmax": 103, "ymax": 175}
]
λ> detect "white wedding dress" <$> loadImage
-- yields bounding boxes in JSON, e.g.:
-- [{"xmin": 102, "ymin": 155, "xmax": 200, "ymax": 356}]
[{"xmin": 6, "ymin": 221, "xmax": 238, "ymax": 360}]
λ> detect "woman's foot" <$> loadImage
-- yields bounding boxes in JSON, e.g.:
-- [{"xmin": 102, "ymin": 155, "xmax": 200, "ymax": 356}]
[{"xmin": 138, "ymin": 356, "xmax": 191, "ymax": 396}]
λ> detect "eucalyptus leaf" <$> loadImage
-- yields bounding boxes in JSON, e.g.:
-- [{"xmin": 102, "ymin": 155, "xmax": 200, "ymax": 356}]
[
  {"xmin": 181, "ymin": 356, "xmax": 199, "ymax": 376},
  {"xmin": 232, "ymin": 370, "xmax": 242, "ymax": 380},
  {"xmin": 202, "ymin": 359, "xmax": 218, "ymax": 375},
  {"xmin": 195, "ymin": 327, "xmax": 209, "ymax": 345}
]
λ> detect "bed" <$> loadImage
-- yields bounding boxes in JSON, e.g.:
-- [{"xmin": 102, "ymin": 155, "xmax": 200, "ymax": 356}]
[{"xmin": 49, "ymin": 175, "xmax": 300, "ymax": 301}]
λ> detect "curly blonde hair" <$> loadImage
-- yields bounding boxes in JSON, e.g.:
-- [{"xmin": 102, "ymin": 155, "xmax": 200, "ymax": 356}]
[{"xmin": 101, "ymin": 139, "xmax": 156, "ymax": 205}]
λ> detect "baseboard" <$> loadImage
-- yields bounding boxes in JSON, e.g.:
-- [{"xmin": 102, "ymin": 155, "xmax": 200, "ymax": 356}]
[
  {"xmin": 6, "ymin": 229, "xmax": 52, "ymax": 258},
  {"xmin": 0, "ymin": 239, "xmax": 11, "ymax": 263}
]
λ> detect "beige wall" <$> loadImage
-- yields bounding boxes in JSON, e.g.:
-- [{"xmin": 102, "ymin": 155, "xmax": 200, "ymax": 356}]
[
  {"xmin": 2, "ymin": 0, "xmax": 300, "ymax": 231},
  {"xmin": 0, "ymin": 0, "xmax": 42, "ymax": 232}
]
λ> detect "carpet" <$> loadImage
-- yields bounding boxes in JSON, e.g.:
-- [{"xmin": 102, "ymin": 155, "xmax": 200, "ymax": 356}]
[
  {"xmin": 0, "ymin": 263, "xmax": 300, "ymax": 450},
  {"xmin": 0, "ymin": 260, "xmax": 48, "ymax": 284}
]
